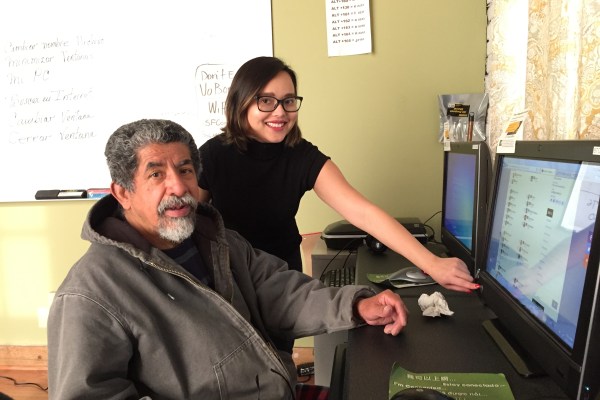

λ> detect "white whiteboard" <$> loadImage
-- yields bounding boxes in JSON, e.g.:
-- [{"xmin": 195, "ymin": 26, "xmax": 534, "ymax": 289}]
[{"xmin": 0, "ymin": 0, "xmax": 272, "ymax": 202}]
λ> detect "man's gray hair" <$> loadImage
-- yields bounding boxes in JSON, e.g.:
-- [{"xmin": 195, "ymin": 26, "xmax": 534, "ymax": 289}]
[{"xmin": 105, "ymin": 119, "xmax": 201, "ymax": 191}]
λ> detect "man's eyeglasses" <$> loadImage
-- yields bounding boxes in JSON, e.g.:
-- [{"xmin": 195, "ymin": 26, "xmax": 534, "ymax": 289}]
[{"xmin": 253, "ymin": 96, "xmax": 303, "ymax": 112}]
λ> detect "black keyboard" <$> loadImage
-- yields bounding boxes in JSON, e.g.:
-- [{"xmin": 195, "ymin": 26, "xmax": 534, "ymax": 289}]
[{"xmin": 321, "ymin": 267, "xmax": 356, "ymax": 287}]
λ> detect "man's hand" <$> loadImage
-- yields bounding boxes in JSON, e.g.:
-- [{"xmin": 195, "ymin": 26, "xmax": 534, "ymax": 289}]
[{"xmin": 355, "ymin": 290, "xmax": 408, "ymax": 336}]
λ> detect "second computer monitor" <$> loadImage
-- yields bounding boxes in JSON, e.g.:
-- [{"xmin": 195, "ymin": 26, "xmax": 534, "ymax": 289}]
[
  {"xmin": 478, "ymin": 140, "xmax": 600, "ymax": 399},
  {"xmin": 441, "ymin": 141, "xmax": 492, "ymax": 275}
]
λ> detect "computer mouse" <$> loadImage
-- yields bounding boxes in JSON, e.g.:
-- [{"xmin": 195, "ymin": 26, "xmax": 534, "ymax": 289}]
[
  {"xmin": 391, "ymin": 387, "xmax": 455, "ymax": 400},
  {"xmin": 365, "ymin": 234, "xmax": 387, "ymax": 253},
  {"xmin": 406, "ymin": 269, "xmax": 428, "ymax": 281},
  {"xmin": 389, "ymin": 267, "xmax": 434, "ymax": 284}
]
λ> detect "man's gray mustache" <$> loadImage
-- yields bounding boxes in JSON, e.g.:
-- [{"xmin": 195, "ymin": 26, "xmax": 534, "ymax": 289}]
[{"xmin": 158, "ymin": 194, "xmax": 198, "ymax": 215}]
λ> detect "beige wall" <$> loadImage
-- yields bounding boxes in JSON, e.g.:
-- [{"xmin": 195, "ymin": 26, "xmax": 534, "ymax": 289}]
[
  {"xmin": 273, "ymin": 0, "xmax": 487, "ymax": 233},
  {"xmin": 0, "ymin": 0, "xmax": 486, "ymax": 345}
]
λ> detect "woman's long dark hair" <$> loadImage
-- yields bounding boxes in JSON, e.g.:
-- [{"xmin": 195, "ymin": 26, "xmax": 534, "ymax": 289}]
[{"xmin": 220, "ymin": 56, "xmax": 302, "ymax": 151}]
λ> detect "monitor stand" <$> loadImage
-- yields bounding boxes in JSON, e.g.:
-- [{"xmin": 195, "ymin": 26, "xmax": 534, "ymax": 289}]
[{"xmin": 482, "ymin": 318, "xmax": 546, "ymax": 378}]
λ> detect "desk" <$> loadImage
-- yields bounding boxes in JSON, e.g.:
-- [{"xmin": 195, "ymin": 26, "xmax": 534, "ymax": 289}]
[{"xmin": 341, "ymin": 245, "xmax": 569, "ymax": 400}]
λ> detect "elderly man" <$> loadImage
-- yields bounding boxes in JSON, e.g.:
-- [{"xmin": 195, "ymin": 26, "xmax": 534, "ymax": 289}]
[{"xmin": 48, "ymin": 119, "xmax": 408, "ymax": 399}]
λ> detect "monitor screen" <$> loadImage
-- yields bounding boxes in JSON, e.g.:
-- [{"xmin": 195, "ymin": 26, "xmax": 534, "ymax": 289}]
[
  {"xmin": 441, "ymin": 141, "xmax": 491, "ymax": 274},
  {"xmin": 479, "ymin": 140, "xmax": 600, "ymax": 399},
  {"xmin": 444, "ymin": 152, "xmax": 476, "ymax": 251},
  {"xmin": 486, "ymin": 156, "xmax": 599, "ymax": 349}
]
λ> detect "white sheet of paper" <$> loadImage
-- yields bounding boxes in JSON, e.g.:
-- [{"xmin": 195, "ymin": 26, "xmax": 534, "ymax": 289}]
[{"xmin": 326, "ymin": 0, "xmax": 372, "ymax": 57}]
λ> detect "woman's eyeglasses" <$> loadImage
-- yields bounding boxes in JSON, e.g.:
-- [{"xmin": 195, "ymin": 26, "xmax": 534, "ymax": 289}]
[{"xmin": 254, "ymin": 96, "xmax": 303, "ymax": 112}]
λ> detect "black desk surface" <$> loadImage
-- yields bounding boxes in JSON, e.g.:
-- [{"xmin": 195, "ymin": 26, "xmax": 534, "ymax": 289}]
[{"xmin": 344, "ymin": 244, "xmax": 569, "ymax": 400}]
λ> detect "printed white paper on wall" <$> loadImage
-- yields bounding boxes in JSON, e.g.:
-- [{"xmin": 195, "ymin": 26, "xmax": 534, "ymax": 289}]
[{"xmin": 326, "ymin": 0, "xmax": 372, "ymax": 57}]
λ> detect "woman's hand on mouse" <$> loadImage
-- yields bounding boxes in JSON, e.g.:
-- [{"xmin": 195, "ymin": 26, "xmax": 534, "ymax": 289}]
[
  {"xmin": 355, "ymin": 289, "xmax": 408, "ymax": 336},
  {"xmin": 425, "ymin": 256, "xmax": 480, "ymax": 293}
]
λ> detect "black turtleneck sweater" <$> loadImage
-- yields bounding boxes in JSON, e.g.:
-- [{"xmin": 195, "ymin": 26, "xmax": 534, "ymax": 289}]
[{"xmin": 198, "ymin": 135, "xmax": 329, "ymax": 271}]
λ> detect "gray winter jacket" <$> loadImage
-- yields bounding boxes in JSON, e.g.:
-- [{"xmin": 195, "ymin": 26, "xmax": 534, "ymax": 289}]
[{"xmin": 47, "ymin": 195, "xmax": 374, "ymax": 399}]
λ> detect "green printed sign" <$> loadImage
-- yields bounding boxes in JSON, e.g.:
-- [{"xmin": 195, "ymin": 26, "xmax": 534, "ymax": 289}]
[{"xmin": 389, "ymin": 364, "xmax": 515, "ymax": 400}]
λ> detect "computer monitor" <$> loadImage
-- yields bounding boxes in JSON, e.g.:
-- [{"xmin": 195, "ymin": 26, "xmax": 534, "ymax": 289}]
[
  {"xmin": 479, "ymin": 140, "xmax": 600, "ymax": 400},
  {"xmin": 441, "ymin": 141, "xmax": 492, "ymax": 275}
]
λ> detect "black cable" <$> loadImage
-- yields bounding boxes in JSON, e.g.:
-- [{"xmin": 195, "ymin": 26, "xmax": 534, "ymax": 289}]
[
  {"xmin": 423, "ymin": 210, "xmax": 442, "ymax": 243},
  {"xmin": 423, "ymin": 210, "xmax": 441, "ymax": 224},
  {"xmin": 423, "ymin": 223, "xmax": 439, "ymax": 243},
  {"xmin": 340, "ymin": 250, "xmax": 353, "ymax": 269},
  {"xmin": 0, "ymin": 375, "xmax": 48, "ymax": 392},
  {"xmin": 318, "ymin": 238, "xmax": 360, "ymax": 282}
]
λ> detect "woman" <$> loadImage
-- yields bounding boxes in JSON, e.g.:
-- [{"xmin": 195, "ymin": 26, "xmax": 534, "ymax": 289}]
[{"xmin": 198, "ymin": 56, "xmax": 478, "ymax": 293}]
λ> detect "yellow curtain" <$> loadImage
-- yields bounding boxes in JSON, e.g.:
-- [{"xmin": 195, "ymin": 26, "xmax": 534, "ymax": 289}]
[{"xmin": 485, "ymin": 0, "xmax": 600, "ymax": 148}]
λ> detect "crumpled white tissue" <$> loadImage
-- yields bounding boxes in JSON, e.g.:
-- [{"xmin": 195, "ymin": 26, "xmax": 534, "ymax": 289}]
[{"xmin": 418, "ymin": 291, "xmax": 454, "ymax": 317}]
